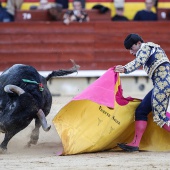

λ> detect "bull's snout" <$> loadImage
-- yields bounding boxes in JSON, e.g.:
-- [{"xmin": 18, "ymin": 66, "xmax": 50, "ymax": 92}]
[{"xmin": 4, "ymin": 85, "xmax": 25, "ymax": 96}]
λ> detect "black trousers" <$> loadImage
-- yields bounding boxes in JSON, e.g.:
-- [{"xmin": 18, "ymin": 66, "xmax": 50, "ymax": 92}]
[{"xmin": 135, "ymin": 89, "xmax": 152, "ymax": 121}]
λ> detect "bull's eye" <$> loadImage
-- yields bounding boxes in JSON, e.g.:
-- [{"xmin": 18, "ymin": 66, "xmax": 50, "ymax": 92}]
[{"xmin": 9, "ymin": 102, "xmax": 17, "ymax": 110}]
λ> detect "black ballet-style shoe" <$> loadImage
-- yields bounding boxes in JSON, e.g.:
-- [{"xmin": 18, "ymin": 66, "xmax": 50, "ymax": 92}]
[{"xmin": 117, "ymin": 143, "xmax": 139, "ymax": 152}]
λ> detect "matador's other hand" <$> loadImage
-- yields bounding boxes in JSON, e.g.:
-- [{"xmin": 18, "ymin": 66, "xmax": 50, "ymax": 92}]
[{"xmin": 114, "ymin": 65, "xmax": 125, "ymax": 73}]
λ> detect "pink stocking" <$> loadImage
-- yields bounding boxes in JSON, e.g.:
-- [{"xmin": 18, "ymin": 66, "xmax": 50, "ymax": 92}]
[
  {"xmin": 163, "ymin": 112, "xmax": 170, "ymax": 132},
  {"xmin": 127, "ymin": 120, "xmax": 147, "ymax": 147}
]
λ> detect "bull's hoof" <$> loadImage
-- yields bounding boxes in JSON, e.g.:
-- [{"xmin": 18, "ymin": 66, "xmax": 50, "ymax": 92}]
[
  {"xmin": 0, "ymin": 147, "xmax": 7, "ymax": 154},
  {"xmin": 26, "ymin": 140, "xmax": 38, "ymax": 148},
  {"xmin": 43, "ymin": 125, "xmax": 51, "ymax": 132},
  {"xmin": 26, "ymin": 141, "xmax": 33, "ymax": 148},
  {"xmin": 26, "ymin": 142, "xmax": 31, "ymax": 148}
]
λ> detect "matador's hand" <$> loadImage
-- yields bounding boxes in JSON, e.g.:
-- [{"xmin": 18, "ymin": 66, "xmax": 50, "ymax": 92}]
[{"xmin": 114, "ymin": 65, "xmax": 125, "ymax": 73}]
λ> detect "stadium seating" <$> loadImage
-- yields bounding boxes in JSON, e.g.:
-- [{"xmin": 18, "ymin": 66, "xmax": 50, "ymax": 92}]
[{"xmin": 0, "ymin": 21, "xmax": 170, "ymax": 71}]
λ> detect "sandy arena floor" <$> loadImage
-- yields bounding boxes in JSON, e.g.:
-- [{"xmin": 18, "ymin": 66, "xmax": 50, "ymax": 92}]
[{"xmin": 0, "ymin": 96, "xmax": 170, "ymax": 170}]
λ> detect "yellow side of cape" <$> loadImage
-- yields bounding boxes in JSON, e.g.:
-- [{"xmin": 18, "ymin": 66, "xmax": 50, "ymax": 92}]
[{"xmin": 53, "ymin": 98, "xmax": 170, "ymax": 155}]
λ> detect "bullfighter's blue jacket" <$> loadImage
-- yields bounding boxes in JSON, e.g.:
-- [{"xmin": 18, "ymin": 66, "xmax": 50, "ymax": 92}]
[{"xmin": 124, "ymin": 42, "xmax": 170, "ymax": 78}]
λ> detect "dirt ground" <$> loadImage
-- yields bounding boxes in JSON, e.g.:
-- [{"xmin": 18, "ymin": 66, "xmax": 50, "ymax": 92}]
[{"xmin": 0, "ymin": 96, "xmax": 170, "ymax": 170}]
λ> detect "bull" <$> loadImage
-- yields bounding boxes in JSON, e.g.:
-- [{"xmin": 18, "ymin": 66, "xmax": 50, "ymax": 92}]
[{"xmin": 0, "ymin": 60, "xmax": 79, "ymax": 153}]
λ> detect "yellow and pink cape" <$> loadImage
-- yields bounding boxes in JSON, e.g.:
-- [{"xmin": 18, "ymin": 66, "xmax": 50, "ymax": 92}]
[{"xmin": 53, "ymin": 68, "xmax": 170, "ymax": 155}]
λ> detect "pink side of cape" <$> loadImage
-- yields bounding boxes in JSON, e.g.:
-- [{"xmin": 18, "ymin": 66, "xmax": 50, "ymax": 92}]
[{"xmin": 73, "ymin": 68, "xmax": 118, "ymax": 108}]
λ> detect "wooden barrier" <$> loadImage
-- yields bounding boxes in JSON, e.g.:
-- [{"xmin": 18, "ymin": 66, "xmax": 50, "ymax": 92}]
[
  {"xmin": 15, "ymin": 9, "xmax": 111, "ymax": 22},
  {"xmin": 15, "ymin": 10, "xmax": 53, "ymax": 21},
  {"xmin": 0, "ymin": 21, "xmax": 170, "ymax": 71}
]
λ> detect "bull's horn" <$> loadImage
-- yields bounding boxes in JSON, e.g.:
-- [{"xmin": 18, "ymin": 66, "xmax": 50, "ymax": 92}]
[
  {"xmin": 36, "ymin": 109, "xmax": 51, "ymax": 131},
  {"xmin": 4, "ymin": 85, "xmax": 25, "ymax": 96}
]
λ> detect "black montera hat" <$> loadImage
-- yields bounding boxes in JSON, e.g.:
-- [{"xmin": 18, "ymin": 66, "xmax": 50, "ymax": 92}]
[{"xmin": 124, "ymin": 33, "xmax": 144, "ymax": 49}]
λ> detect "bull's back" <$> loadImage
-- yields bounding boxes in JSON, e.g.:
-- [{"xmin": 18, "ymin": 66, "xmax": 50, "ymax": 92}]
[{"xmin": 0, "ymin": 64, "xmax": 41, "ymax": 86}]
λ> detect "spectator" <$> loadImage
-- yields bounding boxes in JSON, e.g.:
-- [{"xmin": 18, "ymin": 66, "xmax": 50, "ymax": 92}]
[
  {"xmin": 57, "ymin": 0, "xmax": 68, "ymax": 9},
  {"xmin": 37, "ymin": 0, "xmax": 57, "ymax": 10},
  {"xmin": 1, "ymin": 0, "xmax": 23, "ymax": 22},
  {"xmin": 56, "ymin": 0, "xmax": 86, "ymax": 9},
  {"xmin": 0, "ymin": 2, "xmax": 7, "ymax": 22},
  {"xmin": 112, "ymin": 0, "xmax": 128, "ymax": 21},
  {"xmin": 80, "ymin": 0, "xmax": 86, "ymax": 9},
  {"xmin": 35, "ymin": 0, "xmax": 63, "ymax": 21},
  {"xmin": 133, "ymin": 0, "xmax": 157, "ymax": 21},
  {"xmin": 63, "ymin": 0, "xmax": 89, "ymax": 25},
  {"xmin": 111, "ymin": 7, "xmax": 129, "ymax": 21}
]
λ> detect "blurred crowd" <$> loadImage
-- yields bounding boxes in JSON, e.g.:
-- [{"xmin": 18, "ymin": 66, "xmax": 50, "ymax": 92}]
[{"xmin": 0, "ymin": 0, "xmax": 164, "ymax": 23}]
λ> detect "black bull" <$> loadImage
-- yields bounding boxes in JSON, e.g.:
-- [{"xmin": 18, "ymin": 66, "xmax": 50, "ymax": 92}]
[{"xmin": 0, "ymin": 60, "xmax": 79, "ymax": 153}]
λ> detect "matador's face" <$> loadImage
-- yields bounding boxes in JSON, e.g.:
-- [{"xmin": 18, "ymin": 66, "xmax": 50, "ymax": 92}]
[{"xmin": 129, "ymin": 41, "xmax": 142, "ymax": 56}]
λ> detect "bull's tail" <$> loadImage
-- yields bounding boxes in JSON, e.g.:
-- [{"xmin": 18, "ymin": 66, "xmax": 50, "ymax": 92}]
[{"xmin": 46, "ymin": 59, "xmax": 80, "ymax": 81}]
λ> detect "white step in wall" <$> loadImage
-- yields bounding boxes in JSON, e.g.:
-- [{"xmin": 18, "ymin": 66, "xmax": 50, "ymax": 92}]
[{"xmin": 42, "ymin": 70, "xmax": 153, "ymax": 99}]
